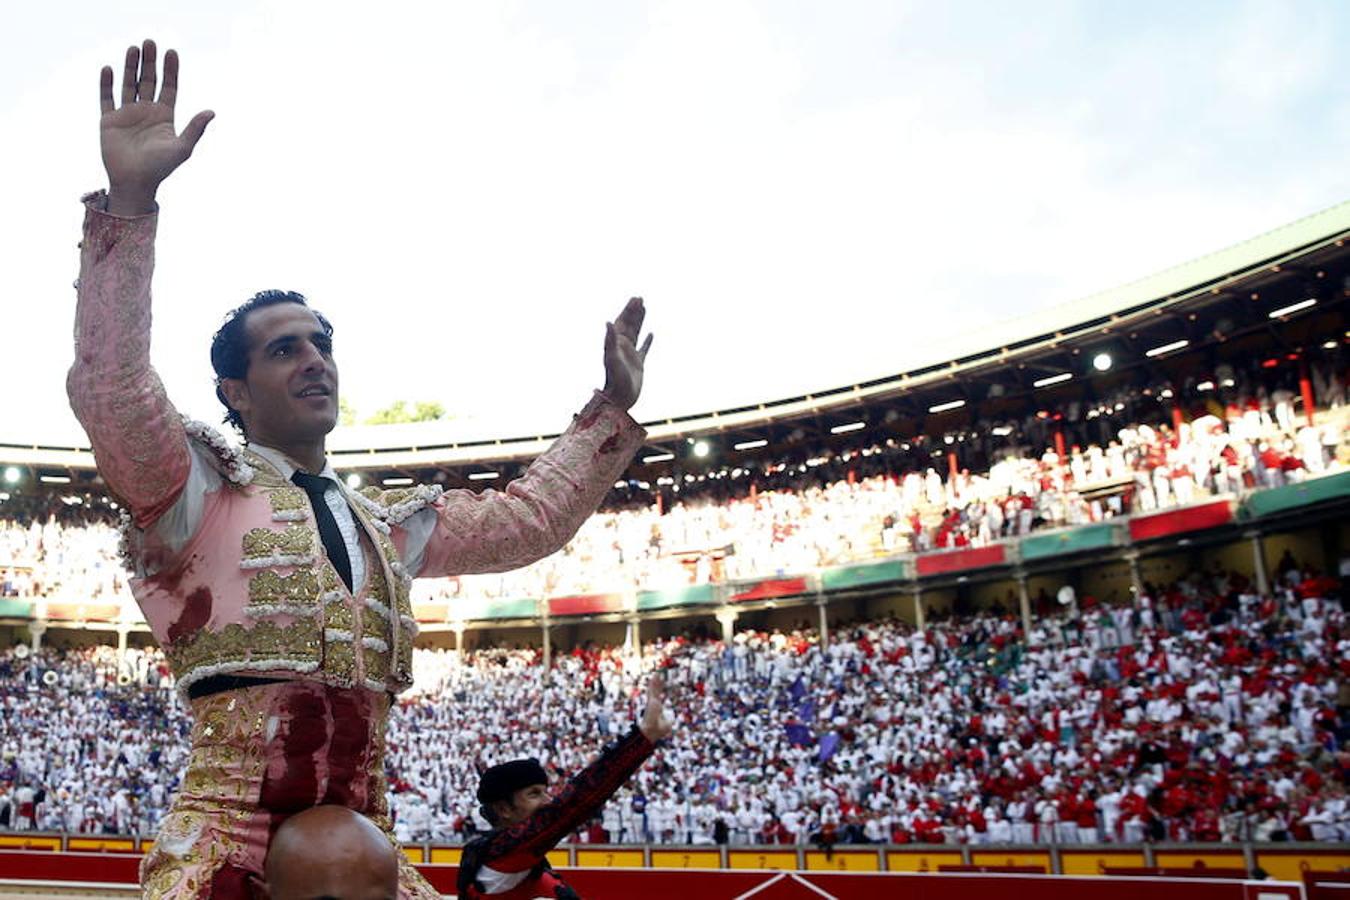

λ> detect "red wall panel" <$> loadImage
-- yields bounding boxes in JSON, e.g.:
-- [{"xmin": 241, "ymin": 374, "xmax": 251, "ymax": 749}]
[
  {"xmin": 547, "ymin": 593, "xmax": 626, "ymax": 617},
  {"xmin": 731, "ymin": 578, "xmax": 809, "ymax": 603},
  {"xmin": 915, "ymin": 544, "xmax": 1007, "ymax": 577},
  {"xmin": 1129, "ymin": 500, "xmax": 1234, "ymax": 542}
]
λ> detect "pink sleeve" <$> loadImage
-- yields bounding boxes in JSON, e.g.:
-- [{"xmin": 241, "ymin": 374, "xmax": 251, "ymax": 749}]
[
  {"xmin": 66, "ymin": 192, "xmax": 191, "ymax": 529},
  {"xmin": 414, "ymin": 391, "xmax": 646, "ymax": 576}
]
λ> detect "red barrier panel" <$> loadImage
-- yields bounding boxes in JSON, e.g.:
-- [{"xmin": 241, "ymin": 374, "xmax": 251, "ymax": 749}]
[
  {"xmin": 548, "ymin": 593, "xmax": 626, "ymax": 617},
  {"xmin": 1307, "ymin": 871, "xmax": 1350, "ymax": 900},
  {"xmin": 0, "ymin": 850, "xmax": 141, "ymax": 883},
  {"xmin": 1128, "ymin": 500, "xmax": 1234, "ymax": 542},
  {"xmin": 730, "ymin": 578, "xmax": 808, "ymax": 603},
  {"xmin": 915, "ymin": 544, "xmax": 1007, "ymax": 577},
  {"xmin": 0, "ymin": 852, "xmax": 1307, "ymax": 900},
  {"xmin": 494, "ymin": 868, "xmax": 1303, "ymax": 899}
]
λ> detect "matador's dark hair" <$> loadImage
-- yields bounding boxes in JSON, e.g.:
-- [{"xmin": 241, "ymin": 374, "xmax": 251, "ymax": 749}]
[{"xmin": 209, "ymin": 290, "xmax": 334, "ymax": 436}]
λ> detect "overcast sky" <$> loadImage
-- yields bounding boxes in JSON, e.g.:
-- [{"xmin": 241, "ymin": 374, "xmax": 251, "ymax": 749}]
[{"xmin": 2, "ymin": 0, "xmax": 1346, "ymax": 444}]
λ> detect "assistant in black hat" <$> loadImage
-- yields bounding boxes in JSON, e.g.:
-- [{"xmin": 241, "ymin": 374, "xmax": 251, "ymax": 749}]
[{"xmin": 458, "ymin": 676, "xmax": 673, "ymax": 900}]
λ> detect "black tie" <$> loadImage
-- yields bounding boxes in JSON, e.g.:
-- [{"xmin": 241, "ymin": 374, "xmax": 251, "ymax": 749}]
[{"xmin": 291, "ymin": 470, "xmax": 354, "ymax": 593}]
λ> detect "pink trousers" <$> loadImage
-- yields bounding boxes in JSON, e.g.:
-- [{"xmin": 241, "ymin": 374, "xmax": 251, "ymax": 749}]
[{"xmin": 140, "ymin": 681, "xmax": 439, "ymax": 899}]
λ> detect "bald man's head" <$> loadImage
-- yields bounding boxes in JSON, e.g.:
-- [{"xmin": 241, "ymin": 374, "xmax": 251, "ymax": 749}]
[{"xmin": 260, "ymin": 806, "xmax": 399, "ymax": 900}]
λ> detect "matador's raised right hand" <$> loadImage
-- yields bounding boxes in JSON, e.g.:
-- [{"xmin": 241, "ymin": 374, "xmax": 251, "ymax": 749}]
[{"xmin": 100, "ymin": 39, "xmax": 214, "ymax": 216}]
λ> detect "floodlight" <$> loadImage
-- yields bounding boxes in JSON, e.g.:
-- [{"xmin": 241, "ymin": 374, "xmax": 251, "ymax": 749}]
[
  {"xmin": 1145, "ymin": 339, "xmax": 1189, "ymax": 358},
  {"xmin": 1033, "ymin": 373, "xmax": 1072, "ymax": 388},
  {"xmin": 1268, "ymin": 298, "xmax": 1316, "ymax": 319}
]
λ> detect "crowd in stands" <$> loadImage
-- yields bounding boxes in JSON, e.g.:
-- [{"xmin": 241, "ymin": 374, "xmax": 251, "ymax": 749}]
[
  {"xmin": 0, "ymin": 645, "xmax": 183, "ymax": 834},
  {"xmin": 415, "ymin": 359, "xmax": 1346, "ymax": 601},
  {"xmin": 0, "ymin": 357, "xmax": 1343, "ymax": 611},
  {"xmin": 0, "ymin": 498, "xmax": 124, "ymax": 602},
  {"xmin": 2, "ymin": 562, "xmax": 1345, "ymax": 847}
]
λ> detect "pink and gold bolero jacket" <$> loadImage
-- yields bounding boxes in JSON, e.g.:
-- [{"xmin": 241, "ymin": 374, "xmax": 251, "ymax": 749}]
[{"xmin": 67, "ymin": 194, "xmax": 646, "ymax": 697}]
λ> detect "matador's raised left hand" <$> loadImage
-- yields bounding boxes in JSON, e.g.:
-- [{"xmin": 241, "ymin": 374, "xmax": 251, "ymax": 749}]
[{"xmin": 600, "ymin": 297, "xmax": 654, "ymax": 412}]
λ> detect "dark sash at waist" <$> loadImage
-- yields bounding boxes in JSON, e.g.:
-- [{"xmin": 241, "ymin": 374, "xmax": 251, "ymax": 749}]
[{"xmin": 187, "ymin": 673, "xmax": 289, "ymax": 699}]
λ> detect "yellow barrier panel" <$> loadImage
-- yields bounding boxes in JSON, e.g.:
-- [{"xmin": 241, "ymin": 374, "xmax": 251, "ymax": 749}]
[
  {"xmin": 576, "ymin": 849, "xmax": 645, "ymax": 868},
  {"xmin": 885, "ymin": 850, "xmax": 964, "ymax": 872},
  {"xmin": 429, "ymin": 847, "xmax": 463, "ymax": 865},
  {"xmin": 13, "ymin": 837, "xmax": 1347, "ymax": 883},
  {"xmin": 970, "ymin": 851, "xmax": 1050, "ymax": 871},
  {"xmin": 1059, "ymin": 850, "xmax": 1147, "ymax": 876},
  {"xmin": 728, "ymin": 850, "xmax": 798, "ymax": 870},
  {"xmin": 651, "ymin": 850, "xmax": 722, "ymax": 869},
  {"xmin": 1154, "ymin": 851, "xmax": 1245, "ymax": 871},
  {"xmin": 0, "ymin": 835, "xmax": 61, "ymax": 851},
  {"xmin": 67, "ymin": 838, "xmax": 136, "ymax": 853},
  {"xmin": 1256, "ymin": 850, "xmax": 1350, "ymax": 882},
  {"xmin": 804, "ymin": 850, "xmax": 879, "ymax": 871}
]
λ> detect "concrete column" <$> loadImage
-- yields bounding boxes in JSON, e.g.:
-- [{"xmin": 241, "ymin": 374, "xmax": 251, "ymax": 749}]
[
  {"xmin": 1246, "ymin": 531, "xmax": 1270, "ymax": 595},
  {"xmin": 816, "ymin": 597, "xmax": 830, "ymax": 645},
  {"xmin": 1015, "ymin": 571, "xmax": 1033, "ymax": 641},
  {"xmin": 452, "ymin": 622, "xmax": 466, "ymax": 663},
  {"xmin": 626, "ymin": 615, "xmax": 642, "ymax": 660},
  {"xmin": 912, "ymin": 589, "xmax": 925, "ymax": 631},
  {"xmin": 1124, "ymin": 550, "xmax": 1144, "ymax": 603},
  {"xmin": 116, "ymin": 624, "xmax": 130, "ymax": 664},
  {"xmin": 28, "ymin": 620, "xmax": 46, "ymax": 654},
  {"xmin": 715, "ymin": 607, "xmax": 739, "ymax": 643},
  {"xmin": 541, "ymin": 603, "xmax": 553, "ymax": 669}
]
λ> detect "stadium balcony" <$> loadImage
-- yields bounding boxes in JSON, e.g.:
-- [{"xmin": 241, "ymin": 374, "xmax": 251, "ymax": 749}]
[{"xmin": 2, "ymin": 460, "xmax": 1347, "ymax": 656}]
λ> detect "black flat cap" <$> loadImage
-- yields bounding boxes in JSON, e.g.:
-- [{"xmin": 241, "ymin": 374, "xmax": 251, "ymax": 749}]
[{"xmin": 477, "ymin": 759, "xmax": 548, "ymax": 804}]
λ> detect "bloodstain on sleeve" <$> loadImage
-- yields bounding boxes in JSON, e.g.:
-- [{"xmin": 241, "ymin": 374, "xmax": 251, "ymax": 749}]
[
  {"xmin": 166, "ymin": 586, "xmax": 213, "ymax": 644},
  {"xmin": 415, "ymin": 391, "xmax": 646, "ymax": 578}
]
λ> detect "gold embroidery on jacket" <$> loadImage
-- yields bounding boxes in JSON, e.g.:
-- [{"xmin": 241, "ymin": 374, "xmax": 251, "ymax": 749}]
[
  {"xmin": 245, "ymin": 567, "xmax": 322, "ymax": 616},
  {"xmin": 393, "ymin": 627, "xmax": 414, "ymax": 686},
  {"xmin": 242, "ymin": 525, "xmax": 315, "ymax": 560},
  {"xmin": 359, "ymin": 604, "xmax": 388, "ymax": 642},
  {"xmin": 378, "ymin": 487, "xmax": 416, "ymax": 508},
  {"xmin": 363, "ymin": 646, "xmax": 391, "ymax": 684},
  {"xmin": 142, "ymin": 692, "xmax": 270, "ymax": 897},
  {"xmin": 241, "ymin": 450, "xmax": 288, "ymax": 489},
  {"xmin": 323, "ymin": 639, "xmax": 357, "ymax": 687},
  {"xmin": 346, "ymin": 497, "xmax": 402, "ymax": 691},
  {"xmin": 325, "ymin": 599, "xmax": 355, "ymax": 632},
  {"xmin": 268, "ymin": 486, "xmax": 309, "ymax": 521},
  {"xmin": 389, "ymin": 556, "xmax": 416, "ymax": 687},
  {"xmin": 166, "ymin": 619, "xmax": 322, "ymax": 683}
]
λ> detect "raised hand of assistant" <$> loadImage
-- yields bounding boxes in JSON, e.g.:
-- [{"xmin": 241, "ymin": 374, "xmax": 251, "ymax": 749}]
[
  {"xmin": 638, "ymin": 673, "xmax": 673, "ymax": 743},
  {"xmin": 100, "ymin": 39, "xmax": 214, "ymax": 215},
  {"xmin": 601, "ymin": 297, "xmax": 654, "ymax": 412}
]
